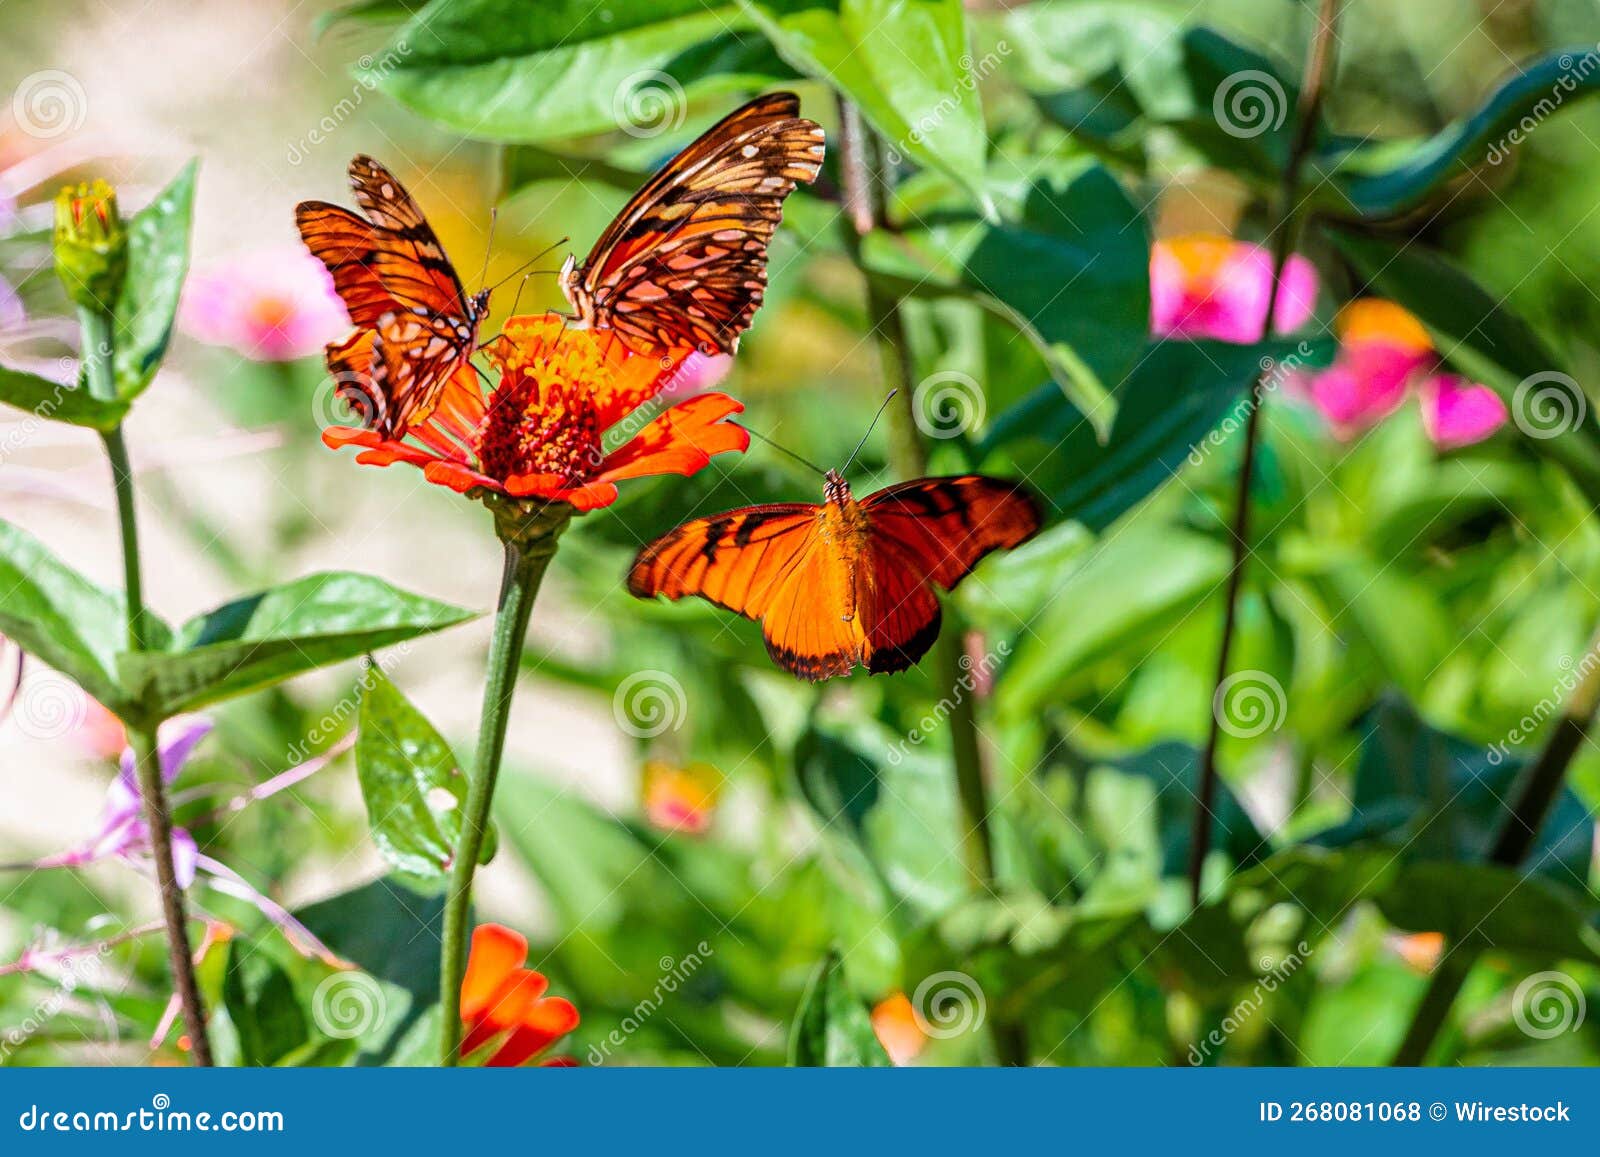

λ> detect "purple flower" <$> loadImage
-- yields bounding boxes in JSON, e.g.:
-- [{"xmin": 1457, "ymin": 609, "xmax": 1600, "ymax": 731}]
[
  {"xmin": 180, "ymin": 246, "xmax": 348, "ymax": 362},
  {"xmin": 1150, "ymin": 233, "xmax": 1319, "ymax": 343}
]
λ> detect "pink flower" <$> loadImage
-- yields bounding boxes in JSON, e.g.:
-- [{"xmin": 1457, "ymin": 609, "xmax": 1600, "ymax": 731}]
[
  {"xmin": 1419, "ymin": 374, "xmax": 1508, "ymax": 449},
  {"xmin": 1296, "ymin": 299, "xmax": 1506, "ymax": 448},
  {"xmin": 181, "ymin": 246, "xmax": 348, "ymax": 362},
  {"xmin": 1150, "ymin": 233, "xmax": 1318, "ymax": 342}
]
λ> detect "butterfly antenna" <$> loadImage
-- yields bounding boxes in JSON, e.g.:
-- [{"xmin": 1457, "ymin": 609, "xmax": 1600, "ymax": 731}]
[
  {"xmin": 841, "ymin": 390, "xmax": 898, "ymax": 477},
  {"xmin": 486, "ymin": 237, "xmax": 569, "ymax": 293},
  {"xmin": 507, "ymin": 271, "xmax": 536, "ymax": 318},
  {"xmin": 476, "ymin": 207, "xmax": 499, "ymax": 292},
  {"xmin": 746, "ymin": 426, "xmax": 828, "ymax": 478}
]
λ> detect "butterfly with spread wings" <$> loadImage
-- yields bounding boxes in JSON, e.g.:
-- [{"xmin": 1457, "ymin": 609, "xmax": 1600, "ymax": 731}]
[
  {"xmin": 295, "ymin": 156, "xmax": 488, "ymax": 439},
  {"xmin": 628, "ymin": 472, "xmax": 1042, "ymax": 681},
  {"xmin": 560, "ymin": 91, "xmax": 825, "ymax": 357}
]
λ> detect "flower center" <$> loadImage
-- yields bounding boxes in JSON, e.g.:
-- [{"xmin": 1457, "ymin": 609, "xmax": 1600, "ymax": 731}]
[{"xmin": 474, "ymin": 376, "xmax": 603, "ymax": 484}]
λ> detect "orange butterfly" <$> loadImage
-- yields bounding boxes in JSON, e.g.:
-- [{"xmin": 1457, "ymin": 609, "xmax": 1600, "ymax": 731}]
[
  {"xmin": 628, "ymin": 471, "xmax": 1042, "ymax": 681},
  {"xmin": 295, "ymin": 156, "xmax": 488, "ymax": 438},
  {"xmin": 559, "ymin": 92, "xmax": 825, "ymax": 357}
]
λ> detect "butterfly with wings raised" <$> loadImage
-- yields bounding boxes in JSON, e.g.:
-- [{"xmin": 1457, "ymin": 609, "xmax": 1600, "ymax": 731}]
[
  {"xmin": 560, "ymin": 91, "xmax": 825, "ymax": 357},
  {"xmin": 629, "ymin": 470, "xmax": 1042, "ymax": 681},
  {"xmin": 295, "ymin": 156, "xmax": 488, "ymax": 439}
]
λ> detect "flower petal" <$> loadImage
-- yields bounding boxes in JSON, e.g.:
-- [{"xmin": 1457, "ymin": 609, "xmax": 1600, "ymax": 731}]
[
  {"xmin": 422, "ymin": 460, "xmax": 502, "ymax": 494},
  {"xmin": 461, "ymin": 925, "xmax": 528, "ymax": 1023},
  {"xmin": 596, "ymin": 393, "xmax": 748, "ymax": 484},
  {"xmin": 486, "ymin": 996, "xmax": 580, "ymax": 1068},
  {"xmin": 1419, "ymin": 374, "xmax": 1507, "ymax": 449}
]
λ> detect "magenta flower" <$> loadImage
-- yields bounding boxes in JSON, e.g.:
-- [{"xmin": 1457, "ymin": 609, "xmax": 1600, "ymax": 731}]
[
  {"xmin": 1295, "ymin": 299, "xmax": 1507, "ymax": 448},
  {"xmin": 181, "ymin": 246, "xmax": 348, "ymax": 362},
  {"xmin": 1150, "ymin": 233, "xmax": 1318, "ymax": 342}
]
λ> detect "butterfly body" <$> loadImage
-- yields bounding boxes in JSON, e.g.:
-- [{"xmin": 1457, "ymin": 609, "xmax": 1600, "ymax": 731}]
[
  {"xmin": 630, "ymin": 473, "xmax": 1042, "ymax": 681},
  {"xmin": 560, "ymin": 92, "xmax": 825, "ymax": 357},
  {"xmin": 297, "ymin": 157, "xmax": 486, "ymax": 437}
]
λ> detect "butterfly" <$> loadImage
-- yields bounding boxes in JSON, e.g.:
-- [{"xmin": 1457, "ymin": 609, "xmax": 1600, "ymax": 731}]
[
  {"xmin": 628, "ymin": 472, "xmax": 1042, "ymax": 681},
  {"xmin": 295, "ymin": 155, "xmax": 488, "ymax": 438},
  {"xmin": 559, "ymin": 91, "xmax": 825, "ymax": 358}
]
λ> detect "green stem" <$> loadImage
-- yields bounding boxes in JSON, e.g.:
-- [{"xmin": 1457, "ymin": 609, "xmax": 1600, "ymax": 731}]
[
  {"xmin": 834, "ymin": 97, "xmax": 1017, "ymax": 1064},
  {"xmin": 1188, "ymin": 0, "xmax": 1342, "ymax": 909},
  {"xmin": 439, "ymin": 512, "xmax": 566, "ymax": 1065},
  {"xmin": 82, "ymin": 306, "xmax": 213, "ymax": 1065},
  {"xmin": 1391, "ymin": 623, "xmax": 1600, "ymax": 1065}
]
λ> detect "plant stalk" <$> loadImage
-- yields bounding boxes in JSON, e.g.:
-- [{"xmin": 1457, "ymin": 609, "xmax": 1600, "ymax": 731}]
[
  {"xmin": 1187, "ymin": 0, "xmax": 1342, "ymax": 908},
  {"xmin": 1391, "ymin": 624, "xmax": 1600, "ymax": 1064},
  {"xmin": 439, "ymin": 516, "xmax": 564, "ymax": 1064},
  {"xmin": 835, "ymin": 97, "xmax": 1017, "ymax": 1062},
  {"xmin": 82, "ymin": 306, "xmax": 213, "ymax": 1064}
]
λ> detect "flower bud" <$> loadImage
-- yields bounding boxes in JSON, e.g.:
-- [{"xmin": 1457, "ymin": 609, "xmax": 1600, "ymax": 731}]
[{"xmin": 54, "ymin": 179, "xmax": 127, "ymax": 311}]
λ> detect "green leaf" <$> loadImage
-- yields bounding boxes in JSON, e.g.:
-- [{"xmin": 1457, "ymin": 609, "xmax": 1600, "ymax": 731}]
[
  {"xmin": 999, "ymin": 524, "xmax": 1232, "ymax": 717},
  {"xmin": 355, "ymin": 667, "xmax": 494, "ymax": 878},
  {"xmin": 864, "ymin": 168, "xmax": 1149, "ymax": 424},
  {"xmin": 1322, "ymin": 48, "xmax": 1600, "ymax": 218},
  {"xmin": 0, "ymin": 366, "xmax": 129, "ymax": 431},
  {"xmin": 788, "ymin": 950, "xmax": 891, "ymax": 1066},
  {"xmin": 119, "ymin": 572, "xmax": 476, "ymax": 715},
  {"xmin": 0, "ymin": 519, "xmax": 144, "ymax": 708},
  {"xmin": 221, "ymin": 937, "xmax": 311, "ymax": 1066},
  {"xmin": 370, "ymin": 0, "xmax": 791, "ymax": 144},
  {"xmin": 739, "ymin": 0, "xmax": 993, "ymax": 212},
  {"xmin": 1379, "ymin": 863, "xmax": 1600, "ymax": 963},
  {"xmin": 983, "ymin": 338, "xmax": 1333, "ymax": 530},
  {"xmin": 111, "ymin": 161, "xmax": 197, "ymax": 399}
]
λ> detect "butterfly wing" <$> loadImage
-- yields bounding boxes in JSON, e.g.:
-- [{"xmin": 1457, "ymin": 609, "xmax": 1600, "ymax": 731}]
[
  {"xmin": 296, "ymin": 156, "xmax": 479, "ymax": 436},
  {"xmin": 851, "ymin": 477, "xmax": 1043, "ymax": 673},
  {"xmin": 371, "ymin": 308, "xmax": 481, "ymax": 431},
  {"xmin": 570, "ymin": 92, "xmax": 825, "ymax": 356}
]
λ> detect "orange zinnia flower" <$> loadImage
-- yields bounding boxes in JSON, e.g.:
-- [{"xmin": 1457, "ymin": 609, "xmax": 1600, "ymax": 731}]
[
  {"xmin": 460, "ymin": 923, "xmax": 579, "ymax": 1067},
  {"xmin": 322, "ymin": 314, "xmax": 747, "ymax": 511}
]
